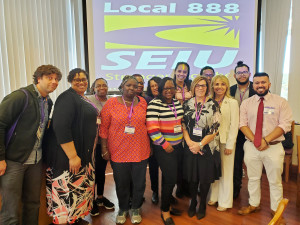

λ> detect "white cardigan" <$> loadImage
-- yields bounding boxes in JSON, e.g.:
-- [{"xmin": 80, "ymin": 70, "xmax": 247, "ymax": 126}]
[{"xmin": 218, "ymin": 96, "xmax": 239, "ymax": 150}]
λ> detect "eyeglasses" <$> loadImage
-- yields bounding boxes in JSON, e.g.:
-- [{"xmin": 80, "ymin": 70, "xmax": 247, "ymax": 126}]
[
  {"xmin": 73, "ymin": 78, "xmax": 88, "ymax": 83},
  {"xmin": 95, "ymin": 84, "xmax": 108, "ymax": 88},
  {"xmin": 203, "ymin": 74, "xmax": 214, "ymax": 78},
  {"xmin": 236, "ymin": 71, "xmax": 249, "ymax": 76},
  {"xmin": 195, "ymin": 84, "xmax": 207, "ymax": 89},
  {"xmin": 163, "ymin": 87, "xmax": 175, "ymax": 91},
  {"xmin": 137, "ymin": 82, "xmax": 144, "ymax": 85}
]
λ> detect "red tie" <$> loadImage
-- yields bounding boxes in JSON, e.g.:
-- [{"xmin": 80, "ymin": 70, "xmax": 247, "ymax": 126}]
[{"xmin": 254, "ymin": 97, "xmax": 264, "ymax": 147}]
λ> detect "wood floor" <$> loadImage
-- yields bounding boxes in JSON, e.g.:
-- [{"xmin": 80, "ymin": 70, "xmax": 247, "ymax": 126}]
[{"xmin": 36, "ymin": 163, "xmax": 300, "ymax": 225}]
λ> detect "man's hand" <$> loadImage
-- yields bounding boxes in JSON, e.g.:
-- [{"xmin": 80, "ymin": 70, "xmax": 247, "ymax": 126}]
[
  {"xmin": 165, "ymin": 145, "xmax": 174, "ymax": 153},
  {"xmin": 257, "ymin": 138, "xmax": 269, "ymax": 151},
  {"xmin": 0, "ymin": 160, "xmax": 7, "ymax": 176},
  {"xmin": 224, "ymin": 149, "xmax": 233, "ymax": 155}
]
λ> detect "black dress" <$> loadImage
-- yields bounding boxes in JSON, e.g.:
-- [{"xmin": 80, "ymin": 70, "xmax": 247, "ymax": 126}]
[
  {"xmin": 45, "ymin": 88, "xmax": 98, "ymax": 224},
  {"xmin": 182, "ymin": 97, "xmax": 221, "ymax": 184}
]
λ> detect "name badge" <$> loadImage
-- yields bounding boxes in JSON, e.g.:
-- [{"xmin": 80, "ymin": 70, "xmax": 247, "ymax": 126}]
[
  {"xmin": 124, "ymin": 125, "xmax": 135, "ymax": 134},
  {"xmin": 97, "ymin": 118, "xmax": 101, "ymax": 125},
  {"xmin": 193, "ymin": 127, "xmax": 202, "ymax": 136},
  {"xmin": 264, "ymin": 107, "xmax": 275, "ymax": 115},
  {"xmin": 174, "ymin": 125, "xmax": 182, "ymax": 133}
]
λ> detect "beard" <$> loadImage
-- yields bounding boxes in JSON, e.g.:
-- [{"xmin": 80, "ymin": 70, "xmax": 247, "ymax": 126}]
[
  {"xmin": 255, "ymin": 88, "xmax": 269, "ymax": 97},
  {"xmin": 236, "ymin": 78, "xmax": 249, "ymax": 85}
]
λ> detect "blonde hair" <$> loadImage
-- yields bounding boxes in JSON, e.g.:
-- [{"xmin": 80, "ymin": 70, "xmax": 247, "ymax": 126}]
[
  {"xmin": 210, "ymin": 75, "xmax": 231, "ymax": 99},
  {"xmin": 190, "ymin": 75, "xmax": 210, "ymax": 97}
]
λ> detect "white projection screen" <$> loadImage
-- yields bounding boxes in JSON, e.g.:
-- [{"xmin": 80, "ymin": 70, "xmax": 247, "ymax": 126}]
[{"xmin": 86, "ymin": 0, "xmax": 259, "ymax": 91}]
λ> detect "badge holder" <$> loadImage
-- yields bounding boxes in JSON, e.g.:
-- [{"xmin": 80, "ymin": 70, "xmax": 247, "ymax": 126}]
[{"xmin": 124, "ymin": 125, "xmax": 135, "ymax": 134}]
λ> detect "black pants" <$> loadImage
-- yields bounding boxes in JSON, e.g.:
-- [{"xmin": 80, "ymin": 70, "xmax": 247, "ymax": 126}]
[
  {"xmin": 154, "ymin": 144, "xmax": 182, "ymax": 212},
  {"xmin": 148, "ymin": 153, "xmax": 159, "ymax": 193},
  {"xmin": 111, "ymin": 159, "xmax": 148, "ymax": 211},
  {"xmin": 233, "ymin": 130, "xmax": 246, "ymax": 192},
  {"xmin": 95, "ymin": 144, "xmax": 108, "ymax": 196},
  {"xmin": 189, "ymin": 182, "xmax": 210, "ymax": 211}
]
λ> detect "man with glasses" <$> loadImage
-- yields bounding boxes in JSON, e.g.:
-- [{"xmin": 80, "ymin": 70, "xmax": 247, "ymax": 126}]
[
  {"xmin": 0, "ymin": 65, "xmax": 62, "ymax": 225},
  {"xmin": 230, "ymin": 61, "xmax": 256, "ymax": 199},
  {"xmin": 200, "ymin": 66, "xmax": 215, "ymax": 84}
]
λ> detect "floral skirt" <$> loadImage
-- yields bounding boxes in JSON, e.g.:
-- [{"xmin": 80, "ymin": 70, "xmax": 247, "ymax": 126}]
[{"xmin": 46, "ymin": 164, "xmax": 95, "ymax": 224}]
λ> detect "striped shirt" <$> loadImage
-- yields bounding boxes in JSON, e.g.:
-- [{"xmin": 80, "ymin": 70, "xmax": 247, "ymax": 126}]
[{"xmin": 146, "ymin": 98, "xmax": 184, "ymax": 149}]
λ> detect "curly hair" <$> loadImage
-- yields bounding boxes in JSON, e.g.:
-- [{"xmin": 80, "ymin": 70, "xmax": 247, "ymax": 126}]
[{"xmin": 33, "ymin": 65, "xmax": 62, "ymax": 84}]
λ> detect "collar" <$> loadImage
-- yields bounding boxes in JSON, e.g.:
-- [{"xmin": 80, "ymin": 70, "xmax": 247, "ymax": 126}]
[
  {"xmin": 254, "ymin": 92, "xmax": 271, "ymax": 102},
  {"xmin": 33, "ymin": 84, "xmax": 48, "ymax": 100}
]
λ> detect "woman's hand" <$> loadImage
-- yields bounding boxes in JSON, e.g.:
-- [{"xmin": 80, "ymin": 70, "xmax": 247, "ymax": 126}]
[
  {"xmin": 189, "ymin": 142, "xmax": 203, "ymax": 155},
  {"xmin": 69, "ymin": 155, "xmax": 81, "ymax": 174},
  {"xmin": 165, "ymin": 145, "xmax": 174, "ymax": 153},
  {"xmin": 102, "ymin": 150, "xmax": 110, "ymax": 161},
  {"xmin": 224, "ymin": 149, "xmax": 232, "ymax": 155}
]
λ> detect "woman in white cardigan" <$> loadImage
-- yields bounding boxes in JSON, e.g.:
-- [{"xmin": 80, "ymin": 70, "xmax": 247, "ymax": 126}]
[{"xmin": 208, "ymin": 75, "xmax": 239, "ymax": 211}]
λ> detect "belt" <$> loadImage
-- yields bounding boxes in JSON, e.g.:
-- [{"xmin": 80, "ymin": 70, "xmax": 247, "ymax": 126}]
[{"xmin": 269, "ymin": 141, "xmax": 281, "ymax": 145}]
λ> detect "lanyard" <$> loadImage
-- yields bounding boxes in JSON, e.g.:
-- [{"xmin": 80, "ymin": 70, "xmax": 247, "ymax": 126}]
[
  {"xmin": 122, "ymin": 96, "xmax": 134, "ymax": 124},
  {"xmin": 94, "ymin": 94, "xmax": 106, "ymax": 108},
  {"xmin": 217, "ymin": 96, "xmax": 224, "ymax": 105},
  {"xmin": 167, "ymin": 101, "xmax": 177, "ymax": 119},
  {"xmin": 239, "ymin": 86, "xmax": 249, "ymax": 102},
  {"xmin": 182, "ymin": 84, "xmax": 185, "ymax": 101},
  {"xmin": 81, "ymin": 96, "xmax": 99, "ymax": 114},
  {"xmin": 194, "ymin": 97, "xmax": 206, "ymax": 124}
]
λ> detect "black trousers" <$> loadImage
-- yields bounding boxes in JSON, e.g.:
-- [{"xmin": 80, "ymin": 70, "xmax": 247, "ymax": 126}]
[
  {"xmin": 233, "ymin": 130, "xmax": 246, "ymax": 192},
  {"xmin": 148, "ymin": 153, "xmax": 159, "ymax": 194},
  {"xmin": 95, "ymin": 144, "xmax": 108, "ymax": 196},
  {"xmin": 154, "ymin": 144, "xmax": 182, "ymax": 212},
  {"xmin": 111, "ymin": 159, "xmax": 148, "ymax": 211}
]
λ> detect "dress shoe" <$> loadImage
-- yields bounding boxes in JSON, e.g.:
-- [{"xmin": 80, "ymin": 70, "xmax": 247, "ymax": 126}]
[
  {"xmin": 208, "ymin": 200, "xmax": 217, "ymax": 206},
  {"xmin": 188, "ymin": 200, "xmax": 197, "ymax": 217},
  {"xmin": 217, "ymin": 206, "xmax": 227, "ymax": 212},
  {"xmin": 151, "ymin": 192, "xmax": 159, "ymax": 205},
  {"xmin": 196, "ymin": 209, "xmax": 206, "ymax": 220},
  {"xmin": 271, "ymin": 210, "xmax": 286, "ymax": 225},
  {"xmin": 238, "ymin": 205, "xmax": 260, "ymax": 215},
  {"xmin": 161, "ymin": 214, "xmax": 175, "ymax": 225},
  {"xmin": 170, "ymin": 207, "xmax": 182, "ymax": 216}
]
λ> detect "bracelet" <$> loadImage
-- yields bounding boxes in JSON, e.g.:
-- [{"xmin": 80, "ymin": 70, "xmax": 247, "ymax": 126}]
[
  {"xmin": 263, "ymin": 137, "xmax": 269, "ymax": 146},
  {"xmin": 199, "ymin": 142, "xmax": 203, "ymax": 150},
  {"xmin": 101, "ymin": 151, "xmax": 108, "ymax": 157}
]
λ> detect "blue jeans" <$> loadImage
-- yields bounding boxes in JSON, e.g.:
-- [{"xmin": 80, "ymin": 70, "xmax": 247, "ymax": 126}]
[{"xmin": 0, "ymin": 160, "xmax": 42, "ymax": 225}]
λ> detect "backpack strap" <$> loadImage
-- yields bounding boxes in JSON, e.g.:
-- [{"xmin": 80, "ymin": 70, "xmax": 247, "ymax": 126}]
[{"xmin": 5, "ymin": 89, "xmax": 29, "ymax": 148}]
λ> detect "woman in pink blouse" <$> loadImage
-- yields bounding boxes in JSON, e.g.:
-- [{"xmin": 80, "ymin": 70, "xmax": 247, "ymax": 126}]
[{"xmin": 99, "ymin": 75, "xmax": 150, "ymax": 224}]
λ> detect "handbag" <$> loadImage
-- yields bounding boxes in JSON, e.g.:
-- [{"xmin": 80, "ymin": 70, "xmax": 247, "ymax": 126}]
[{"xmin": 282, "ymin": 131, "xmax": 294, "ymax": 149}]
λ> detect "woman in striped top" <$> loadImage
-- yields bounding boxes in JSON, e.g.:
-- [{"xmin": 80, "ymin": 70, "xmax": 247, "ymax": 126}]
[{"xmin": 146, "ymin": 77, "xmax": 184, "ymax": 225}]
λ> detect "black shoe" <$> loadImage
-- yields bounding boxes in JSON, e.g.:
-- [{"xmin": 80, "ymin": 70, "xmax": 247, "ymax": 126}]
[
  {"xmin": 170, "ymin": 207, "xmax": 182, "ymax": 216},
  {"xmin": 161, "ymin": 214, "xmax": 175, "ymax": 225},
  {"xmin": 151, "ymin": 192, "xmax": 159, "ymax": 205},
  {"xmin": 96, "ymin": 196, "xmax": 115, "ymax": 209},
  {"xmin": 196, "ymin": 207, "xmax": 206, "ymax": 220},
  {"xmin": 90, "ymin": 201, "xmax": 100, "ymax": 217},
  {"xmin": 188, "ymin": 200, "xmax": 197, "ymax": 217},
  {"xmin": 170, "ymin": 195, "xmax": 178, "ymax": 205}
]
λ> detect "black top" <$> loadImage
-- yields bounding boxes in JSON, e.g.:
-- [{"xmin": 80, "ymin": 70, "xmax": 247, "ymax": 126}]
[
  {"xmin": 45, "ymin": 88, "xmax": 98, "ymax": 176},
  {"xmin": 230, "ymin": 81, "xmax": 255, "ymax": 98}
]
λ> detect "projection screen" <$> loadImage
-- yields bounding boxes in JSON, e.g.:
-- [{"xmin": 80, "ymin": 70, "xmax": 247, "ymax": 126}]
[{"xmin": 86, "ymin": 0, "xmax": 258, "ymax": 91}]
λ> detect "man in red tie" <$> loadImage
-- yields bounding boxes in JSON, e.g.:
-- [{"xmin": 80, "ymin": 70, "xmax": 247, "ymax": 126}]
[{"xmin": 237, "ymin": 73, "xmax": 292, "ymax": 224}]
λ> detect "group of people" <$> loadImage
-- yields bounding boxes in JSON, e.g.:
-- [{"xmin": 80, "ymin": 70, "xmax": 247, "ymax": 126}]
[{"xmin": 0, "ymin": 60, "xmax": 292, "ymax": 225}]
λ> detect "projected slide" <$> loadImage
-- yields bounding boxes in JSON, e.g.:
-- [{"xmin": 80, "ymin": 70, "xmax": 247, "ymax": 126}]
[{"xmin": 90, "ymin": 0, "xmax": 257, "ymax": 90}]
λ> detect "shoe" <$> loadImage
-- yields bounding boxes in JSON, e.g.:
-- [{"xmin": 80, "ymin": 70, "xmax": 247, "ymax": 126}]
[
  {"xmin": 188, "ymin": 199, "xmax": 197, "ymax": 217},
  {"xmin": 170, "ymin": 195, "xmax": 178, "ymax": 205},
  {"xmin": 196, "ymin": 209, "xmax": 206, "ymax": 220},
  {"xmin": 130, "ymin": 208, "xmax": 142, "ymax": 224},
  {"xmin": 96, "ymin": 196, "xmax": 115, "ymax": 209},
  {"xmin": 152, "ymin": 192, "xmax": 159, "ymax": 205},
  {"xmin": 170, "ymin": 207, "xmax": 182, "ymax": 216},
  {"xmin": 271, "ymin": 210, "xmax": 286, "ymax": 225},
  {"xmin": 116, "ymin": 210, "xmax": 128, "ymax": 224},
  {"xmin": 208, "ymin": 200, "xmax": 217, "ymax": 206},
  {"xmin": 161, "ymin": 213, "xmax": 175, "ymax": 225},
  {"xmin": 217, "ymin": 206, "xmax": 227, "ymax": 212},
  {"xmin": 90, "ymin": 200, "xmax": 100, "ymax": 216},
  {"xmin": 238, "ymin": 205, "xmax": 260, "ymax": 215}
]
